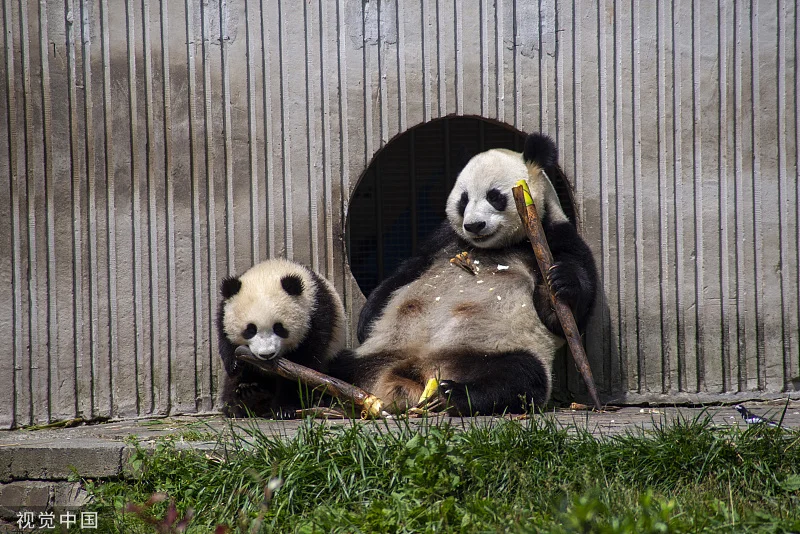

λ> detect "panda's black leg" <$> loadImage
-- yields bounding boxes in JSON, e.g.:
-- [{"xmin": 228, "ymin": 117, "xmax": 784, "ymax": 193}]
[{"xmin": 435, "ymin": 350, "xmax": 549, "ymax": 415}]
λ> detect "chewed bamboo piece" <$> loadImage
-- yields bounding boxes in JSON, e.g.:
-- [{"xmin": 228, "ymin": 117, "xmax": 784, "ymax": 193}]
[
  {"xmin": 511, "ymin": 179, "xmax": 603, "ymax": 411},
  {"xmin": 233, "ymin": 346, "xmax": 385, "ymax": 418},
  {"xmin": 450, "ymin": 251, "xmax": 478, "ymax": 275}
]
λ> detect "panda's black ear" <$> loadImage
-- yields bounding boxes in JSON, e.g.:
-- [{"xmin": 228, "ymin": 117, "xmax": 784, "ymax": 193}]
[
  {"xmin": 281, "ymin": 274, "xmax": 304, "ymax": 296},
  {"xmin": 221, "ymin": 276, "xmax": 242, "ymax": 299},
  {"xmin": 523, "ymin": 133, "xmax": 558, "ymax": 168}
]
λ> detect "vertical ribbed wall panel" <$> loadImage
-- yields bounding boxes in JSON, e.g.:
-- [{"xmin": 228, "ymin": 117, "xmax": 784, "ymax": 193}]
[{"xmin": 1, "ymin": 0, "xmax": 798, "ymax": 426}]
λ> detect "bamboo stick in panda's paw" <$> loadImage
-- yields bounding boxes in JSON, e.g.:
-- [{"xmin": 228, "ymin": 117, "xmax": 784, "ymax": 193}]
[
  {"xmin": 233, "ymin": 346, "xmax": 386, "ymax": 419},
  {"xmin": 512, "ymin": 179, "xmax": 603, "ymax": 412}
]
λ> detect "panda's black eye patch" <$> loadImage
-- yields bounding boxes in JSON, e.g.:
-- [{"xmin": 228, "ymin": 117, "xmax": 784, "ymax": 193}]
[
  {"xmin": 281, "ymin": 274, "xmax": 304, "ymax": 296},
  {"xmin": 457, "ymin": 191, "xmax": 469, "ymax": 217},
  {"xmin": 242, "ymin": 323, "xmax": 257, "ymax": 339},
  {"xmin": 486, "ymin": 188, "xmax": 507, "ymax": 211},
  {"xmin": 273, "ymin": 322, "xmax": 289, "ymax": 338}
]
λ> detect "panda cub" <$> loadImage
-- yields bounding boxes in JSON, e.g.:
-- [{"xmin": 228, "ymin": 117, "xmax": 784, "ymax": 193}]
[
  {"xmin": 217, "ymin": 259, "xmax": 346, "ymax": 418},
  {"xmin": 331, "ymin": 133, "xmax": 598, "ymax": 415}
]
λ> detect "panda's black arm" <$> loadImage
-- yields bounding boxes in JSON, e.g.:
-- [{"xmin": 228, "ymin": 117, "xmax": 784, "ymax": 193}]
[
  {"xmin": 216, "ymin": 299, "xmax": 241, "ymax": 376},
  {"xmin": 357, "ymin": 221, "xmax": 457, "ymax": 343},
  {"xmin": 219, "ymin": 338, "xmax": 239, "ymax": 376},
  {"xmin": 532, "ymin": 219, "xmax": 598, "ymax": 336}
]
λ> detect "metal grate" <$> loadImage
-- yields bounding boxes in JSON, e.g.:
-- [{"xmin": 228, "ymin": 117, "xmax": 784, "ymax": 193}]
[{"xmin": 346, "ymin": 117, "xmax": 576, "ymax": 297}]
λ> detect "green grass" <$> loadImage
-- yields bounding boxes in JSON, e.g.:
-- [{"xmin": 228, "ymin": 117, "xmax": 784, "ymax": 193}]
[{"xmin": 83, "ymin": 413, "xmax": 800, "ymax": 533}]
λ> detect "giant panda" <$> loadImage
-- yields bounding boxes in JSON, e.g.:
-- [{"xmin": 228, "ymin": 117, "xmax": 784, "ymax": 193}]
[
  {"xmin": 217, "ymin": 259, "xmax": 346, "ymax": 418},
  {"xmin": 330, "ymin": 133, "xmax": 598, "ymax": 415}
]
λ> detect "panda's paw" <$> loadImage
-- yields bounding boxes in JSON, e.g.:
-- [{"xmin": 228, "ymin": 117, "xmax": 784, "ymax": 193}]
[
  {"xmin": 235, "ymin": 381, "xmax": 261, "ymax": 398},
  {"xmin": 222, "ymin": 402, "xmax": 248, "ymax": 418},
  {"xmin": 547, "ymin": 262, "xmax": 584, "ymax": 308},
  {"xmin": 438, "ymin": 380, "xmax": 472, "ymax": 414},
  {"xmin": 271, "ymin": 407, "xmax": 298, "ymax": 420},
  {"xmin": 221, "ymin": 354, "xmax": 240, "ymax": 376}
]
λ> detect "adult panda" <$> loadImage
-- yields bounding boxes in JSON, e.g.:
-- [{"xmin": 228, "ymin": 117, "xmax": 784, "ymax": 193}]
[
  {"xmin": 217, "ymin": 259, "xmax": 346, "ymax": 418},
  {"xmin": 331, "ymin": 133, "xmax": 598, "ymax": 415}
]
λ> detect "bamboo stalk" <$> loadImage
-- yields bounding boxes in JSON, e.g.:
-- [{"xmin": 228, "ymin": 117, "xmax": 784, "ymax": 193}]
[
  {"xmin": 234, "ymin": 346, "xmax": 385, "ymax": 418},
  {"xmin": 512, "ymin": 180, "xmax": 602, "ymax": 411}
]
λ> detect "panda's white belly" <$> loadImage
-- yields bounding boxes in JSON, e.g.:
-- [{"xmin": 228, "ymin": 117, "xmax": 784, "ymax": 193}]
[{"xmin": 359, "ymin": 251, "xmax": 564, "ymax": 362}]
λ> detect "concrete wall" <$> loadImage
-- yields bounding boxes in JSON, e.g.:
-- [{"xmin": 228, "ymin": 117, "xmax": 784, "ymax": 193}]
[{"xmin": 1, "ymin": 0, "xmax": 798, "ymax": 426}]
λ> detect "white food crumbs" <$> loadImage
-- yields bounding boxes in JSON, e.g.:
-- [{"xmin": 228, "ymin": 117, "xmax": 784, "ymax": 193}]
[
  {"xmin": 476, "ymin": 280, "xmax": 484, "ymax": 284},
  {"xmin": 497, "ymin": 264, "xmax": 509, "ymax": 270},
  {"xmin": 497, "ymin": 296, "xmax": 502, "ymax": 301},
  {"xmin": 521, "ymin": 304, "xmax": 526, "ymax": 307},
  {"xmin": 473, "ymin": 260, "xmax": 480, "ymax": 265},
  {"xmin": 459, "ymin": 290, "xmax": 464, "ymax": 293},
  {"xmin": 435, "ymin": 297, "xmax": 441, "ymax": 301},
  {"xmin": 489, "ymin": 287, "xmax": 495, "ymax": 291}
]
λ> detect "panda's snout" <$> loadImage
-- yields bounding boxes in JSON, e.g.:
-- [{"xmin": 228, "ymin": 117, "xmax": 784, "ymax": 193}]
[
  {"xmin": 247, "ymin": 332, "xmax": 283, "ymax": 360},
  {"xmin": 463, "ymin": 221, "xmax": 487, "ymax": 235}
]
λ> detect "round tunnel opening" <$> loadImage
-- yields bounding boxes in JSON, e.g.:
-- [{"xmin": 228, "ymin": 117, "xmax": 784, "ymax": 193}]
[{"xmin": 345, "ymin": 116, "xmax": 577, "ymax": 297}]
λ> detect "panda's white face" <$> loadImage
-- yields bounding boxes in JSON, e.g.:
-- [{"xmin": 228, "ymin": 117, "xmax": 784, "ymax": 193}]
[
  {"xmin": 446, "ymin": 149, "xmax": 530, "ymax": 249},
  {"xmin": 222, "ymin": 261, "xmax": 315, "ymax": 360}
]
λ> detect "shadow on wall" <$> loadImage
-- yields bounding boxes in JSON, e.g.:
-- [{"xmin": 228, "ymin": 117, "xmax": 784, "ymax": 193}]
[{"xmin": 345, "ymin": 115, "xmax": 619, "ymax": 404}]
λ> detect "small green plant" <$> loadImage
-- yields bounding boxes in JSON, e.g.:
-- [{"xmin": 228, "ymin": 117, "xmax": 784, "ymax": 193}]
[{"xmin": 561, "ymin": 491, "xmax": 681, "ymax": 533}]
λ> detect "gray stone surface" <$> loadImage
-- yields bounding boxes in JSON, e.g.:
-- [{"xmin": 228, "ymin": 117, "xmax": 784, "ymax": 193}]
[
  {"xmin": 0, "ymin": 442, "xmax": 124, "ymax": 483},
  {"xmin": 0, "ymin": 482, "xmax": 51, "ymax": 519},
  {"xmin": 0, "ymin": 481, "xmax": 89, "ymax": 519}
]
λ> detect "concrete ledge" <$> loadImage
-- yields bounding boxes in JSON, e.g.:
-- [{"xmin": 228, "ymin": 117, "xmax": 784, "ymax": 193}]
[
  {"xmin": 0, "ymin": 415, "xmax": 304, "ymax": 484},
  {"xmin": 0, "ymin": 481, "xmax": 89, "ymax": 520},
  {"xmin": 0, "ymin": 441, "xmax": 125, "ymax": 482}
]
